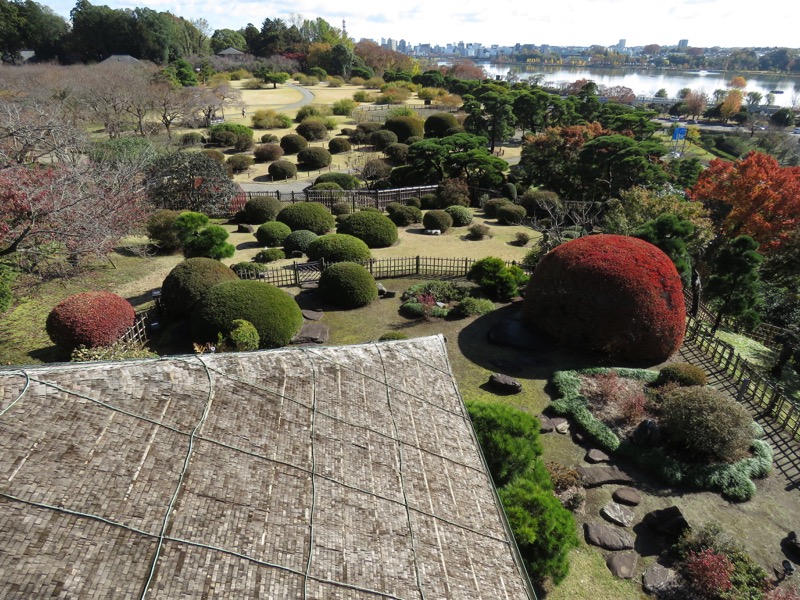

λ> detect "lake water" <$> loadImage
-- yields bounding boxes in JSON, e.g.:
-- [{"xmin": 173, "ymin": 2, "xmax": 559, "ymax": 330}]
[{"xmin": 480, "ymin": 64, "xmax": 800, "ymax": 107}]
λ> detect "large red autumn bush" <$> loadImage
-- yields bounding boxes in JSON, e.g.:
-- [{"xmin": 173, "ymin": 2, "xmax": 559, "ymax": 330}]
[
  {"xmin": 522, "ymin": 235, "xmax": 685, "ymax": 362},
  {"xmin": 46, "ymin": 292, "xmax": 136, "ymax": 351}
]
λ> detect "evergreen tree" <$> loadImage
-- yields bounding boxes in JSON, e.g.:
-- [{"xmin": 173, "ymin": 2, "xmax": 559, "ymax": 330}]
[{"xmin": 706, "ymin": 236, "xmax": 763, "ymax": 332}]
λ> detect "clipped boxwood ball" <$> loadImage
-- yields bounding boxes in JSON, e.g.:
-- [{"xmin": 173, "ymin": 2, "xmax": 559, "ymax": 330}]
[
  {"xmin": 244, "ymin": 196, "xmax": 282, "ymax": 224},
  {"xmin": 192, "ymin": 280, "xmax": 302, "ymax": 349},
  {"xmin": 268, "ymin": 160, "xmax": 297, "ymax": 180},
  {"xmin": 160, "ymin": 257, "xmax": 239, "ymax": 319},
  {"xmin": 497, "ymin": 204, "xmax": 526, "ymax": 225},
  {"xmin": 318, "ymin": 262, "xmax": 378, "ymax": 308},
  {"xmin": 254, "ymin": 248, "xmax": 286, "ymax": 263},
  {"xmin": 280, "ymin": 133, "xmax": 308, "ymax": 154},
  {"xmin": 255, "ymin": 221, "xmax": 292, "ymax": 246},
  {"xmin": 390, "ymin": 205, "xmax": 423, "ymax": 226},
  {"xmin": 444, "ymin": 205, "xmax": 473, "ymax": 227},
  {"xmin": 422, "ymin": 209, "xmax": 453, "ymax": 232},
  {"xmin": 46, "ymin": 291, "xmax": 135, "ymax": 351},
  {"xmin": 336, "ymin": 210, "xmax": 398, "ymax": 248},
  {"xmin": 522, "ymin": 235, "xmax": 685, "ymax": 362},
  {"xmin": 328, "ymin": 137, "xmax": 352, "ymax": 154},
  {"xmin": 283, "ymin": 229, "xmax": 318, "ymax": 254},
  {"xmin": 306, "ymin": 233, "xmax": 371, "ymax": 262},
  {"xmin": 277, "ymin": 202, "xmax": 335, "ymax": 235},
  {"xmin": 297, "ymin": 147, "xmax": 332, "ymax": 169}
]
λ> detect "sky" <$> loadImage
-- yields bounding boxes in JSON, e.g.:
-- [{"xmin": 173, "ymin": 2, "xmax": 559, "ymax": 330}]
[{"xmin": 48, "ymin": 0, "xmax": 800, "ymax": 50}]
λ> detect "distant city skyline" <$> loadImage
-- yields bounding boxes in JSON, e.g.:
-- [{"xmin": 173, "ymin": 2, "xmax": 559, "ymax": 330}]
[{"xmin": 45, "ymin": 0, "xmax": 799, "ymax": 50}]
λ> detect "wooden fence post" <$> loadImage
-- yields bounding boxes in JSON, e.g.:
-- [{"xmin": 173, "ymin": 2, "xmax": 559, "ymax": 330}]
[
  {"xmin": 293, "ymin": 261, "xmax": 299, "ymax": 286},
  {"xmin": 767, "ymin": 385, "xmax": 784, "ymax": 416},
  {"xmin": 416, "ymin": 255, "xmax": 420, "ymax": 275}
]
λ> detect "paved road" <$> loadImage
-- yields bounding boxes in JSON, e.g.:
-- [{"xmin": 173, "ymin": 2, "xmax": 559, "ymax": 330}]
[{"xmin": 280, "ymin": 84, "xmax": 315, "ymax": 111}]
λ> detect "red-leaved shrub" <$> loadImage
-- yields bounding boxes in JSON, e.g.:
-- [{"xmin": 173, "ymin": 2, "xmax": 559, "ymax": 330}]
[
  {"xmin": 522, "ymin": 234, "xmax": 685, "ymax": 362},
  {"xmin": 682, "ymin": 548, "xmax": 734, "ymax": 598},
  {"xmin": 46, "ymin": 292, "xmax": 136, "ymax": 351}
]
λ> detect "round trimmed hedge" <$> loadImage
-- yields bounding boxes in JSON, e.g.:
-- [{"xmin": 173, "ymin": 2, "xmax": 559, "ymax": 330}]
[
  {"xmin": 444, "ymin": 205, "xmax": 473, "ymax": 227},
  {"xmin": 483, "ymin": 198, "xmax": 512, "ymax": 218},
  {"xmin": 383, "ymin": 142, "xmax": 409, "ymax": 164},
  {"xmin": 283, "ymin": 229, "xmax": 318, "ymax": 254},
  {"xmin": 280, "ymin": 133, "xmax": 308, "ymax": 154},
  {"xmin": 254, "ymin": 248, "xmax": 286, "ymax": 263},
  {"xmin": 46, "ymin": 291, "xmax": 136, "ymax": 351},
  {"xmin": 522, "ymin": 235, "xmax": 685, "ymax": 362},
  {"xmin": 297, "ymin": 147, "xmax": 332, "ymax": 169},
  {"xmin": 253, "ymin": 143, "xmax": 284, "ymax": 162},
  {"xmin": 276, "ymin": 202, "xmax": 335, "ymax": 235},
  {"xmin": 315, "ymin": 172, "xmax": 360, "ymax": 189},
  {"xmin": 497, "ymin": 204, "xmax": 527, "ymax": 225},
  {"xmin": 160, "ymin": 257, "xmax": 239, "ymax": 319},
  {"xmin": 336, "ymin": 210, "xmax": 398, "ymax": 248},
  {"xmin": 655, "ymin": 363, "xmax": 708, "ymax": 387},
  {"xmin": 369, "ymin": 130, "xmax": 398, "ymax": 150},
  {"xmin": 383, "ymin": 116, "xmax": 423, "ymax": 143},
  {"xmin": 424, "ymin": 112, "xmax": 459, "ymax": 138},
  {"xmin": 328, "ymin": 138, "xmax": 352, "ymax": 154},
  {"xmin": 318, "ymin": 262, "xmax": 378, "ymax": 308},
  {"xmin": 296, "ymin": 119, "xmax": 328, "ymax": 141},
  {"xmin": 191, "ymin": 280, "xmax": 303, "ymax": 349},
  {"xmin": 268, "ymin": 160, "xmax": 297, "ymax": 180},
  {"xmin": 422, "ymin": 210, "xmax": 453, "ymax": 232},
  {"xmin": 244, "ymin": 196, "xmax": 282, "ymax": 224},
  {"xmin": 331, "ymin": 201, "xmax": 351, "ymax": 216},
  {"xmin": 306, "ymin": 233, "xmax": 371, "ymax": 262},
  {"xmin": 255, "ymin": 221, "xmax": 291, "ymax": 246},
  {"xmin": 389, "ymin": 205, "xmax": 423, "ymax": 226}
]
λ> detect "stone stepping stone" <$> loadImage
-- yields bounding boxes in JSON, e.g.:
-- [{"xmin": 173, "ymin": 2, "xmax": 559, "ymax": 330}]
[
  {"xmin": 302, "ymin": 309, "xmax": 324, "ymax": 321},
  {"xmin": 299, "ymin": 282, "xmax": 318, "ymax": 290},
  {"xmin": 577, "ymin": 466, "xmax": 633, "ymax": 487},
  {"xmin": 550, "ymin": 417, "xmax": 570, "ymax": 434},
  {"xmin": 607, "ymin": 552, "xmax": 638, "ymax": 579},
  {"xmin": 292, "ymin": 322, "xmax": 329, "ymax": 344},
  {"xmin": 642, "ymin": 506, "xmax": 689, "ymax": 536},
  {"xmin": 584, "ymin": 522, "xmax": 635, "ymax": 551},
  {"xmin": 642, "ymin": 564, "xmax": 676, "ymax": 594},
  {"xmin": 586, "ymin": 449, "xmax": 610, "ymax": 463},
  {"xmin": 613, "ymin": 487, "xmax": 641, "ymax": 506},
  {"xmin": 237, "ymin": 223, "xmax": 255, "ymax": 233},
  {"xmin": 601, "ymin": 501, "xmax": 636, "ymax": 527},
  {"xmin": 539, "ymin": 415, "xmax": 554, "ymax": 434},
  {"xmin": 488, "ymin": 373, "xmax": 522, "ymax": 394}
]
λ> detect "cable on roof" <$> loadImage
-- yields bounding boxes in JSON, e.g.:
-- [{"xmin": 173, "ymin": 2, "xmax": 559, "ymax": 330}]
[
  {"xmin": 0, "ymin": 369, "xmax": 30, "ymax": 419},
  {"xmin": 303, "ymin": 352, "xmax": 318, "ymax": 600}
]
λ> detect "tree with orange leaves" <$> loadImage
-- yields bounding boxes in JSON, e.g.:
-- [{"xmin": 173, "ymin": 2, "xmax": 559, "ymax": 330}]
[{"xmin": 689, "ymin": 151, "xmax": 800, "ymax": 254}]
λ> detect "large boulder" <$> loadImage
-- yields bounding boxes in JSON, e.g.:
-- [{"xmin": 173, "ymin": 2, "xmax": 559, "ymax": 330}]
[
  {"xmin": 584, "ymin": 522, "xmax": 635, "ymax": 550},
  {"xmin": 522, "ymin": 235, "xmax": 685, "ymax": 363}
]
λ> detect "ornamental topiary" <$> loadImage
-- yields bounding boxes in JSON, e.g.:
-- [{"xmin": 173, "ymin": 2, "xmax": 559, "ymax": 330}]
[
  {"xmin": 315, "ymin": 172, "xmax": 360, "ymax": 189},
  {"xmin": 444, "ymin": 205, "xmax": 473, "ymax": 227},
  {"xmin": 368, "ymin": 129, "xmax": 398, "ymax": 150},
  {"xmin": 283, "ymin": 229, "xmax": 318, "ymax": 254},
  {"xmin": 467, "ymin": 257, "xmax": 528, "ymax": 302},
  {"xmin": 318, "ymin": 262, "xmax": 378, "ymax": 308},
  {"xmin": 522, "ymin": 235, "xmax": 685, "ymax": 362},
  {"xmin": 297, "ymin": 147, "xmax": 332, "ymax": 169},
  {"xmin": 422, "ymin": 209, "xmax": 453, "ymax": 232},
  {"xmin": 268, "ymin": 160, "xmax": 297, "ymax": 180},
  {"xmin": 255, "ymin": 221, "xmax": 292, "ymax": 247},
  {"xmin": 253, "ymin": 143, "xmax": 284, "ymax": 162},
  {"xmin": 330, "ymin": 201, "xmax": 351, "ymax": 215},
  {"xmin": 483, "ymin": 197, "xmax": 512, "ymax": 218},
  {"xmin": 296, "ymin": 118, "xmax": 328, "ymax": 141},
  {"xmin": 192, "ymin": 280, "xmax": 303, "ymax": 349},
  {"xmin": 244, "ymin": 196, "xmax": 282, "ymax": 224},
  {"xmin": 424, "ymin": 112, "xmax": 459, "ymax": 138},
  {"xmin": 306, "ymin": 233, "xmax": 371, "ymax": 262},
  {"xmin": 254, "ymin": 248, "xmax": 286, "ymax": 263},
  {"xmin": 389, "ymin": 206, "xmax": 423, "ymax": 226},
  {"xmin": 497, "ymin": 204, "xmax": 527, "ymax": 225},
  {"xmin": 221, "ymin": 319, "xmax": 260, "ymax": 351},
  {"xmin": 227, "ymin": 153, "xmax": 254, "ymax": 173},
  {"xmin": 160, "ymin": 257, "xmax": 240, "ymax": 319},
  {"xmin": 655, "ymin": 363, "xmax": 708, "ymax": 387},
  {"xmin": 328, "ymin": 137, "xmax": 352, "ymax": 154},
  {"xmin": 383, "ymin": 115, "xmax": 424, "ymax": 143},
  {"xmin": 336, "ymin": 210, "xmax": 398, "ymax": 248},
  {"xmin": 46, "ymin": 291, "xmax": 136, "ymax": 351},
  {"xmin": 276, "ymin": 202, "xmax": 335, "ymax": 235},
  {"xmin": 280, "ymin": 133, "xmax": 308, "ymax": 155},
  {"xmin": 383, "ymin": 142, "xmax": 409, "ymax": 165},
  {"xmin": 146, "ymin": 209, "xmax": 182, "ymax": 253}
]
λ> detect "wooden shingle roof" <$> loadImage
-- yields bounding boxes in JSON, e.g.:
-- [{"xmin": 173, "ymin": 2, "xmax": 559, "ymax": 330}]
[{"xmin": 0, "ymin": 335, "xmax": 534, "ymax": 598}]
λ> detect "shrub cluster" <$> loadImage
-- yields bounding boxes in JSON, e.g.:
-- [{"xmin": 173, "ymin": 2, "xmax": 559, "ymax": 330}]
[
  {"xmin": 523, "ymin": 235, "xmax": 685, "ymax": 363},
  {"xmin": 255, "ymin": 221, "xmax": 291, "ymax": 247},
  {"xmin": 296, "ymin": 118, "xmax": 328, "ymax": 141},
  {"xmin": 368, "ymin": 130, "xmax": 398, "ymax": 150},
  {"xmin": 268, "ymin": 160, "xmax": 297, "ymax": 180},
  {"xmin": 315, "ymin": 172, "xmax": 360, "ymax": 189},
  {"xmin": 467, "ymin": 257, "xmax": 528, "ymax": 302},
  {"xmin": 332, "ymin": 98, "xmax": 357, "ymax": 116},
  {"xmin": 318, "ymin": 262, "xmax": 378, "ymax": 308},
  {"xmin": 254, "ymin": 248, "xmax": 286, "ymax": 263},
  {"xmin": 260, "ymin": 133, "xmax": 279, "ymax": 143},
  {"xmin": 406, "ymin": 197, "xmax": 421, "ymax": 208},
  {"xmin": 70, "ymin": 339, "xmax": 157, "ymax": 362},
  {"xmin": 283, "ymin": 229, "xmax": 318, "ymax": 255},
  {"xmin": 253, "ymin": 144, "xmax": 284, "ymax": 162},
  {"xmin": 280, "ymin": 133, "xmax": 308, "ymax": 154},
  {"xmin": 174, "ymin": 211, "xmax": 234, "ymax": 260},
  {"xmin": 383, "ymin": 115, "xmax": 424, "ymax": 143},
  {"xmin": 336, "ymin": 211, "xmax": 398, "ymax": 248},
  {"xmin": 230, "ymin": 262, "xmax": 272, "ymax": 277},
  {"xmin": 180, "ymin": 132, "xmax": 204, "ymax": 146},
  {"xmin": 449, "ymin": 297, "xmax": 495, "ymax": 319},
  {"xmin": 389, "ymin": 206, "xmax": 423, "ymax": 226},
  {"xmin": 424, "ymin": 112, "xmax": 459, "ymax": 138},
  {"xmin": 192, "ymin": 280, "xmax": 302, "ymax": 349},
  {"xmin": 146, "ymin": 209, "xmax": 182, "ymax": 253},
  {"xmin": 219, "ymin": 319, "xmax": 260, "ymax": 352},
  {"xmin": 160, "ymin": 257, "xmax": 239, "ymax": 319},
  {"xmin": 383, "ymin": 142, "xmax": 409, "ymax": 165},
  {"xmin": 306, "ymin": 233, "xmax": 371, "ymax": 262},
  {"xmin": 483, "ymin": 197, "xmax": 512, "ymax": 218},
  {"xmin": 422, "ymin": 210, "xmax": 453, "ymax": 232},
  {"xmin": 497, "ymin": 204, "xmax": 527, "ymax": 225},
  {"xmin": 297, "ymin": 147, "xmax": 332, "ymax": 169},
  {"xmin": 467, "ymin": 223, "xmax": 491, "ymax": 239},
  {"xmin": 226, "ymin": 154, "xmax": 254, "ymax": 173},
  {"xmin": 328, "ymin": 137, "xmax": 352, "ymax": 154},
  {"xmin": 243, "ymin": 197, "xmax": 282, "ymax": 224},
  {"xmin": 655, "ymin": 363, "xmax": 708, "ymax": 387},
  {"xmin": 277, "ymin": 202, "xmax": 335, "ymax": 234},
  {"xmin": 46, "ymin": 292, "xmax": 136, "ymax": 351},
  {"xmin": 208, "ymin": 123, "xmax": 253, "ymax": 151},
  {"xmin": 444, "ymin": 205, "xmax": 473, "ymax": 227},
  {"xmin": 295, "ymin": 105, "xmax": 332, "ymax": 122}
]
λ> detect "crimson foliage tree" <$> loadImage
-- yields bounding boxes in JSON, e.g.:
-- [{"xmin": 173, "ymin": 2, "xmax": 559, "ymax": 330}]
[{"xmin": 46, "ymin": 291, "xmax": 136, "ymax": 351}]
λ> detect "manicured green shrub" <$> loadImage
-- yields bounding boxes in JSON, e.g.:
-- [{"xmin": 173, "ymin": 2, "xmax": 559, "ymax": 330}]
[
  {"xmin": 283, "ymin": 229, "xmax": 318, "ymax": 254},
  {"xmin": 297, "ymin": 147, "xmax": 332, "ymax": 169},
  {"xmin": 468, "ymin": 257, "xmax": 528, "ymax": 302},
  {"xmin": 406, "ymin": 197, "xmax": 421, "ymax": 208},
  {"xmin": 369, "ymin": 130, "xmax": 398, "ymax": 150},
  {"xmin": 192, "ymin": 280, "xmax": 303, "ymax": 349},
  {"xmin": 70, "ymin": 340, "xmax": 157, "ymax": 362},
  {"xmin": 221, "ymin": 319, "xmax": 260, "ymax": 351},
  {"xmin": 467, "ymin": 223, "xmax": 491, "ymax": 239},
  {"xmin": 450, "ymin": 297, "xmax": 495, "ymax": 319},
  {"xmin": 383, "ymin": 142, "xmax": 409, "ymax": 164},
  {"xmin": 277, "ymin": 202, "xmax": 335, "ymax": 235},
  {"xmin": 655, "ymin": 363, "xmax": 708, "ymax": 387},
  {"xmin": 268, "ymin": 160, "xmax": 297, "ymax": 180},
  {"xmin": 515, "ymin": 232, "xmax": 532, "ymax": 246},
  {"xmin": 230, "ymin": 262, "xmax": 271, "ymax": 277},
  {"xmin": 161, "ymin": 257, "xmax": 239, "ymax": 319},
  {"xmin": 174, "ymin": 211, "xmax": 235, "ymax": 260},
  {"xmin": 336, "ymin": 210, "xmax": 398, "ymax": 248},
  {"xmin": 383, "ymin": 115, "xmax": 424, "ymax": 143},
  {"xmin": 255, "ymin": 221, "xmax": 292, "ymax": 247},
  {"xmin": 502, "ymin": 182, "xmax": 518, "ymax": 201},
  {"xmin": 208, "ymin": 123, "xmax": 253, "ymax": 149},
  {"xmin": 295, "ymin": 104, "xmax": 331, "ymax": 122},
  {"xmin": 280, "ymin": 133, "xmax": 308, "ymax": 154},
  {"xmin": 424, "ymin": 112, "xmax": 459, "ymax": 138},
  {"xmin": 401, "ymin": 281, "xmax": 470, "ymax": 303},
  {"xmin": 227, "ymin": 153, "xmax": 254, "ymax": 173},
  {"xmin": 385, "ymin": 202, "xmax": 402, "ymax": 215},
  {"xmin": 332, "ymin": 98, "xmax": 357, "ymax": 116},
  {"xmin": 254, "ymin": 248, "xmax": 286, "ymax": 263},
  {"xmin": 244, "ymin": 196, "xmax": 282, "ymax": 224},
  {"xmin": 296, "ymin": 118, "xmax": 328, "ymax": 141},
  {"xmin": 523, "ymin": 235, "xmax": 685, "ymax": 363},
  {"xmin": 46, "ymin": 292, "xmax": 136, "ymax": 352},
  {"xmin": 146, "ymin": 209, "xmax": 182, "ymax": 253},
  {"xmin": 662, "ymin": 386, "xmax": 754, "ymax": 464},
  {"xmin": 437, "ymin": 178, "xmax": 471, "ymax": 208},
  {"xmin": 483, "ymin": 197, "xmax": 512, "ymax": 218},
  {"xmin": 399, "ymin": 302, "xmax": 426, "ymax": 318},
  {"xmin": 378, "ymin": 331, "xmax": 409, "ymax": 341},
  {"xmin": 324, "ymin": 201, "xmax": 347, "ymax": 216},
  {"xmin": 422, "ymin": 210, "xmax": 453, "ymax": 232},
  {"xmin": 444, "ymin": 205, "xmax": 473, "ymax": 227},
  {"xmin": 499, "ymin": 470, "xmax": 579, "ymax": 586},
  {"xmin": 180, "ymin": 131, "xmax": 204, "ymax": 146},
  {"xmin": 252, "ymin": 109, "xmax": 289, "ymax": 129},
  {"xmin": 260, "ymin": 133, "xmax": 279, "ymax": 143},
  {"xmin": 497, "ymin": 204, "xmax": 527, "ymax": 225},
  {"xmin": 306, "ymin": 234, "xmax": 371, "ymax": 262},
  {"xmin": 389, "ymin": 206, "xmax": 423, "ymax": 226},
  {"xmin": 466, "ymin": 400, "xmax": 542, "ymax": 486},
  {"xmin": 328, "ymin": 137, "xmax": 352, "ymax": 154},
  {"xmin": 315, "ymin": 172, "xmax": 360, "ymax": 189},
  {"xmin": 318, "ymin": 262, "xmax": 378, "ymax": 308},
  {"xmin": 201, "ymin": 149, "xmax": 225, "ymax": 164},
  {"xmin": 420, "ymin": 193, "xmax": 439, "ymax": 209},
  {"xmin": 253, "ymin": 143, "xmax": 284, "ymax": 162}
]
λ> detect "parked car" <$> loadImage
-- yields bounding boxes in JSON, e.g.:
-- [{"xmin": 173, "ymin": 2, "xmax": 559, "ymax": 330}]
[{"xmin": 794, "ymin": 127, "xmax": 800, "ymax": 134}]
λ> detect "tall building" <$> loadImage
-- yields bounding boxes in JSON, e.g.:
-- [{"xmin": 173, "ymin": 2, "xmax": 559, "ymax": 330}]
[
  {"xmin": 617, "ymin": 39, "xmax": 626, "ymax": 50},
  {"xmin": 678, "ymin": 39, "xmax": 689, "ymax": 49}
]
